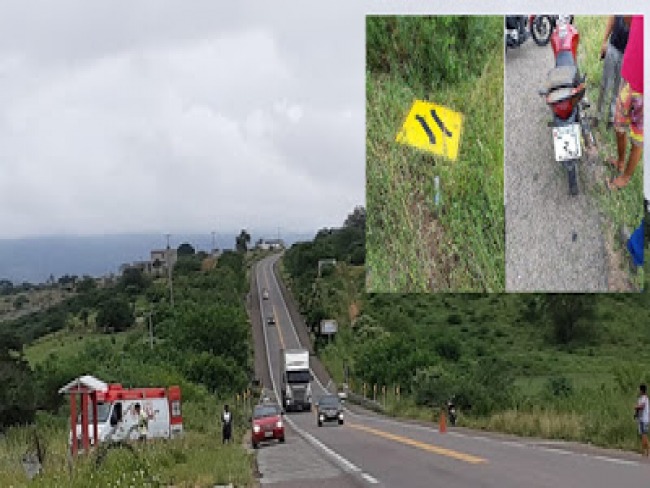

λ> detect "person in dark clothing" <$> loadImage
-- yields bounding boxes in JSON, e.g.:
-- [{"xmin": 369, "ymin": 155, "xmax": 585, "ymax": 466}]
[
  {"xmin": 597, "ymin": 16, "xmax": 630, "ymax": 128},
  {"xmin": 221, "ymin": 404, "xmax": 232, "ymax": 444}
]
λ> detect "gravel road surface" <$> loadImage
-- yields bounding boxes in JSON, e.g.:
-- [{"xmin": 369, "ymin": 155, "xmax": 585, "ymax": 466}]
[{"xmin": 505, "ymin": 40, "xmax": 609, "ymax": 292}]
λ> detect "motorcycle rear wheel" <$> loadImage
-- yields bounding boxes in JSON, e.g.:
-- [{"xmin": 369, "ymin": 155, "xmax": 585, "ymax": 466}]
[{"xmin": 531, "ymin": 16, "xmax": 553, "ymax": 46}]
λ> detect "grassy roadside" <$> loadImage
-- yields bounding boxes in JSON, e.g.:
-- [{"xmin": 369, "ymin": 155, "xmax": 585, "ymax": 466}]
[
  {"xmin": 0, "ymin": 251, "xmax": 260, "ymax": 487},
  {"xmin": 293, "ymin": 262, "xmax": 650, "ymax": 454},
  {"xmin": 366, "ymin": 16, "xmax": 505, "ymax": 292},
  {"xmin": 0, "ymin": 397, "xmax": 254, "ymax": 487},
  {"xmin": 575, "ymin": 16, "xmax": 644, "ymax": 289}
]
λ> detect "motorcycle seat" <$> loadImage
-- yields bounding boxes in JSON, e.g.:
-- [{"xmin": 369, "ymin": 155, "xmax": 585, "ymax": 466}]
[
  {"xmin": 546, "ymin": 65, "xmax": 578, "ymax": 91},
  {"xmin": 546, "ymin": 87, "xmax": 575, "ymax": 104}
]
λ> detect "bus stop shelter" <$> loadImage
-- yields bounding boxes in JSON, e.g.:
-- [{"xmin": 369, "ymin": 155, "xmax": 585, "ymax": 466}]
[{"xmin": 59, "ymin": 375, "xmax": 108, "ymax": 456}]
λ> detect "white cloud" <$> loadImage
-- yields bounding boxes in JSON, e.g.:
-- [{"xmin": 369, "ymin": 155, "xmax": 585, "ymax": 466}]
[{"xmin": 0, "ymin": 6, "xmax": 365, "ymax": 238}]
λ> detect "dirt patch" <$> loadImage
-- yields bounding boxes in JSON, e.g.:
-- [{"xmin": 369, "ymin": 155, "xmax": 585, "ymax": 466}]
[
  {"xmin": 603, "ymin": 221, "xmax": 637, "ymax": 292},
  {"xmin": 348, "ymin": 301, "xmax": 360, "ymax": 323},
  {"xmin": 408, "ymin": 196, "xmax": 454, "ymax": 291}
]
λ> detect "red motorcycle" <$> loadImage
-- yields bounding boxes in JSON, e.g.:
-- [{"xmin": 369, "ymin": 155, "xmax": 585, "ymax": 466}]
[{"xmin": 538, "ymin": 15, "xmax": 591, "ymax": 196}]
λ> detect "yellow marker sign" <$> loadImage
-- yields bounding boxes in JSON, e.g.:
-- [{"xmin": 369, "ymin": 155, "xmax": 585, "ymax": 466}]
[{"xmin": 395, "ymin": 100, "xmax": 463, "ymax": 161}]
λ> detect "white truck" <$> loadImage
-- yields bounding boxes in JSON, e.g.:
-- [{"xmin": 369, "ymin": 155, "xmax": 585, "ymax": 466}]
[{"xmin": 280, "ymin": 348, "xmax": 313, "ymax": 412}]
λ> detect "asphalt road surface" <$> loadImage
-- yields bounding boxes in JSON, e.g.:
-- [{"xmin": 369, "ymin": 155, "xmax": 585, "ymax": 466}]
[
  {"xmin": 251, "ymin": 254, "xmax": 649, "ymax": 487},
  {"xmin": 505, "ymin": 40, "xmax": 609, "ymax": 292}
]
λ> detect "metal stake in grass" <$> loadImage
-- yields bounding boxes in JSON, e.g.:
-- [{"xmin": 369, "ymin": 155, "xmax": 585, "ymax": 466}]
[{"xmin": 433, "ymin": 175, "xmax": 442, "ymax": 216}]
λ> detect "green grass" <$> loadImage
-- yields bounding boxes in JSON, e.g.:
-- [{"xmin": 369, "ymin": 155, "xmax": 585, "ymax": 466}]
[
  {"xmin": 25, "ymin": 326, "xmax": 139, "ymax": 366},
  {"xmin": 0, "ymin": 398, "xmax": 255, "ymax": 488},
  {"xmin": 366, "ymin": 16, "xmax": 505, "ymax": 292},
  {"xmin": 575, "ymin": 16, "xmax": 644, "ymax": 289}
]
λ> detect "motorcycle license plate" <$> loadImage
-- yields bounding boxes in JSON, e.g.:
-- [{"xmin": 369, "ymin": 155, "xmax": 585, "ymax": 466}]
[{"xmin": 552, "ymin": 123, "xmax": 582, "ymax": 162}]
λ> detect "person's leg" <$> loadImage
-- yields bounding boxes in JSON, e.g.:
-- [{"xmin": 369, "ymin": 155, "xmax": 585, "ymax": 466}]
[
  {"xmin": 610, "ymin": 88, "xmax": 643, "ymax": 188},
  {"xmin": 598, "ymin": 44, "xmax": 616, "ymax": 123},
  {"xmin": 608, "ymin": 80, "xmax": 631, "ymax": 175},
  {"xmin": 609, "ymin": 47, "xmax": 623, "ymax": 126}
]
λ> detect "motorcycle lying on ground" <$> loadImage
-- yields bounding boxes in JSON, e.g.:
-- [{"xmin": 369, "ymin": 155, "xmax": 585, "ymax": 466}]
[
  {"xmin": 538, "ymin": 15, "xmax": 594, "ymax": 196},
  {"xmin": 506, "ymin": 15, "xmax": 556, "ymax": 48},
  {"xmin": 505, "ymin": 16, "xmax": 529, "ymax": 48}
]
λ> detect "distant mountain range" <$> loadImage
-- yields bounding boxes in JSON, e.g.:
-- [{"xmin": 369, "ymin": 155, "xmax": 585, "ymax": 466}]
[{"xmin": 0, "ymin": 232, "xmax": 315, "ymax": 284}]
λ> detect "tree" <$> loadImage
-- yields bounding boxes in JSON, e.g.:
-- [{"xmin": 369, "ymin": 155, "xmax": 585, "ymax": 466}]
[
  {"xmin": 344, "ymin": 206, "xmax": 366, "ymax": 231},
  {"xmin": 119, "ymin": 267, "xmax": 150, "ymax": 295},
  {"xmin": 0, "ymin": 279, "xmax": 13, "ymax": 296},
  {"xmin": 13, "ymin": 295, "xmax": 28, "ymax": 311},
  {"xmin": 544, "ymin": 294, "xmax": 597, "ymax": 344},
  {"xmin": 177, "ymin": 242, "xmax": 196, "ymax": 257},
  {"xmin": 76, "ymin": 275, "xmax": 97, "ymax": 293},
  {"xmin": 0, "ymin": 331, "xmax": 36, "ymax": 429},
  {"xmin": 235, "ymin": 230, "xmax": 251, "ymax": 253},
  {"xmin": 96, "ymin": 296, "xmax": 134, "ymax": 333}
]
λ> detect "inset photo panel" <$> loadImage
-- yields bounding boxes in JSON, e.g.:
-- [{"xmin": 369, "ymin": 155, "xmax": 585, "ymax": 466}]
[
  {"xmin": 505, "ymin": 15, "xmax": 644, "ymax": 292},
  {"xmin": 365, "ymin": 15, "xmax": 505, "ymax": 293}
]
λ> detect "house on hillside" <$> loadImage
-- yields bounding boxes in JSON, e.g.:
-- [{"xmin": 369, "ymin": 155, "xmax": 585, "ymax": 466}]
[
  {"xmin": 256, "ymin": 238, "xmax": 285, "ymax": 251},
  {"xmin": 150, "ymin": 248, "xmax": 178, "ymax": 277}
]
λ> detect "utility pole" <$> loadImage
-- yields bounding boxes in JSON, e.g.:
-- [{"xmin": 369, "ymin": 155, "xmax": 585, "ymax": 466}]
[
  {"xmin": 165, "ymin": 233, "xmax": 174, "ymax": 308},
  {"xmin": 145, "ymin": 310, "xmax": 154, "ymax": 350},
  {"xmin": 211, "ymin": 231, "xmax": 216, "ymax": 253}
]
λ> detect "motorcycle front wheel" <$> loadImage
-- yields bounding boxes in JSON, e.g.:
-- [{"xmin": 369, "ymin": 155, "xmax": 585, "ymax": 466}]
[{"xmin": 531, "ymin": 16, "xmax": 553, "ymax": 46}]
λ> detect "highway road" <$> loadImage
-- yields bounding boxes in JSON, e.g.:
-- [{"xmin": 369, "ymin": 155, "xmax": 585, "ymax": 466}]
[{"xmin": 252, "ymin": 254, "xmax": 649, "ymax": 487}]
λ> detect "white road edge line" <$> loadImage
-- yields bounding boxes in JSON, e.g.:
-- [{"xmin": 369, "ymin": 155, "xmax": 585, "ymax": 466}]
[{"xmin": 258, "ymin": 259, "xmax": 379, "ymax": 484}]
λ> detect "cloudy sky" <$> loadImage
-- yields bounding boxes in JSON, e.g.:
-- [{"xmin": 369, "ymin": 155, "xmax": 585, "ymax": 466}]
[
  {"xmin": 1, "ymin": 0, "xmax": 647, "ymax": 240},
  {"xmin": 0, "ymin": 0, "xmax": 367, "ymax": 238}
]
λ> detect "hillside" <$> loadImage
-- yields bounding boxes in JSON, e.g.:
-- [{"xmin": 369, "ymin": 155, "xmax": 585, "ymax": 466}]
[
  {"xmin": 0, "ymin": 248, "xmax": 260, "ymax": 487},
  {"xmin": 283, "ymin": 206, "xmax": 650, "ymax": 452}
]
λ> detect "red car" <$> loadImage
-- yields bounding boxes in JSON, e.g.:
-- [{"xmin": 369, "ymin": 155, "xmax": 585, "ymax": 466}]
[{"xmin": 251, "ymin": 403, "xmax": 285, "ymax": 449}]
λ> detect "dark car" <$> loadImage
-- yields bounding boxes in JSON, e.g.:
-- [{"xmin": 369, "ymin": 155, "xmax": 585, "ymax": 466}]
[
  {"xmin": 251, "ymin": 403, "xmax": 285, "ymax": 449},
  {"xmin": 316, "ymin": 394, "xmax": 344, "ymax": 427},
  {"xmin": 267, "ymin": 315, "xmax": 276, "ymax": 325}
]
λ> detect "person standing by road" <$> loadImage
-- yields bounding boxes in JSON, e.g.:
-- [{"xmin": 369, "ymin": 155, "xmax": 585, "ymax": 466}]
[
  {"xmin": 607, "ymin": 15, "xmax": 643, "ymax": 191},
  {"xmin": 596, "ymin": 16, "xmax": 629, "ymax": 128},
  {"xmin": 221, "ymin": 404, "xmax": 233, "ymax": 444},
  {"xmin": 634, "ymin": 384, "xmax": 649, "ymax": 457}
]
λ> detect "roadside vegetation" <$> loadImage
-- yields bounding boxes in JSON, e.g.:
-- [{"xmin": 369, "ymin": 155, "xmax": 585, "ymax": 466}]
[
  {"xmin": 0, "ymin": 240, "xmax": 259, "ymax": 487},
  {"xmin": 366, "ymin": 16, "xmax": 505, "ymax": 292},
  {"xmin": 284, "ymin": 207, "xmax": 650, "ymax": 453},
  {"xmin": 575, "ymin": 15, "xmax": 644, "ymax": 289}
]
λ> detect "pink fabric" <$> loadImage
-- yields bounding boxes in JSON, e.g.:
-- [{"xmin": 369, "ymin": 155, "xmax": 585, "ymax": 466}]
[{"xmin": 621, "ymin": 16, "xmax": 644, "ymax": 93}]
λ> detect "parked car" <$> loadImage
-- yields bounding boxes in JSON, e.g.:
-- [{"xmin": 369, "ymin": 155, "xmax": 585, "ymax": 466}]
[
  {"xmin": 316, "ymin": 394, "xmax": 344, "ymax": 427},
  {"xmin": 251, "ymin": 403, "xmax": 285, "ymax": 449},
  {"xmin": 267, "ymin": 315, "xmax": 276, "ymax": 326}
]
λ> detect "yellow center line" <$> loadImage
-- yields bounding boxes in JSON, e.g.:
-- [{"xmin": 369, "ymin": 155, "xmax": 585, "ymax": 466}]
[{"xmin": 347, "ymin": 422, "xmax": 488, "ymax": 465}]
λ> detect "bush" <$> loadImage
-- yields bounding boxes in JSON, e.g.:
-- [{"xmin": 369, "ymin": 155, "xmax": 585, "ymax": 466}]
[{"xmin": 547, "ymin": 376, "xmax": 574, "ymax": 398}]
